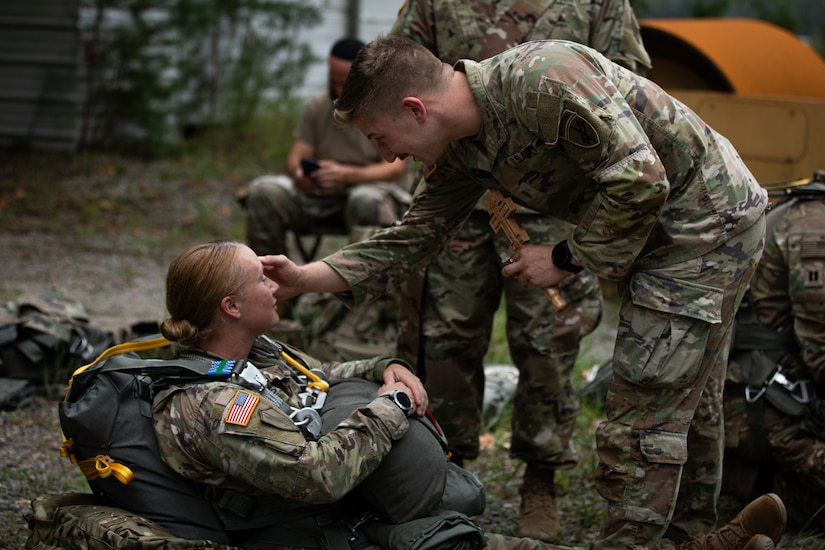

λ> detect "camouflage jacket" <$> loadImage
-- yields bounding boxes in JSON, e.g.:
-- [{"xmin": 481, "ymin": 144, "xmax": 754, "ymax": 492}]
[
  {"xmin": 152, "ymin": 347, "xmax": 410, "ymax": 503},
  {"xmin": 743, "ymin": 193, "xmax": 825, "ymax": 384},
  {"xmin": 324, "ymin": 40, "xmax": 768, "ymax": 323}
]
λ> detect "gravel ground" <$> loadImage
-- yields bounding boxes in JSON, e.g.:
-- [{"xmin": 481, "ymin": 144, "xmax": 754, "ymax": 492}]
[{"xmin": 0, "ymin": 232, "xmax": 171, "ymax": 334}]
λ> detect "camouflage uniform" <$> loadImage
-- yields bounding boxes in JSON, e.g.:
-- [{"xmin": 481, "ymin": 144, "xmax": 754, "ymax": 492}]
[
  {"xmin": 324, "ymin": 41, "xmax": 768, "ymax": 548},
  {"xmin": 389, "ymin": 0, "xmax": 649, "ymax": 470},
  {"xmin": 724, "ymin": 188, "xmax": 825, "ymax": 531}
]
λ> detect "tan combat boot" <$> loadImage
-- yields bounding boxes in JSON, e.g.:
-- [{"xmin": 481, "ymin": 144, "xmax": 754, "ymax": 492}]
[
  {"xmin": 678, "ymin": 493, "xmax": 786, "ymax": 550},
  {"xmin": 516, "ymin": 463, "xmax": 559, "ymax": 543}
]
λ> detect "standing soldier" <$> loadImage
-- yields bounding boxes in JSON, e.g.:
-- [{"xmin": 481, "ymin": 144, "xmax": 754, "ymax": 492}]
[{"xmin": 389, "ymin": 1, "xmax": 650, "ymax": 541}]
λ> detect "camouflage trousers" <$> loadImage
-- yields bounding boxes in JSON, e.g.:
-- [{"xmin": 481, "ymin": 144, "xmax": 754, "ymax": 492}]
[
  {"xmin": 244, "ymin": 174, "xmax": 410, "ymax": 256},
  {"xmin": 396, "ymin": 210, "xmax": 602, "ymax": 466},
  {"xmin": 593, "ymin": 215, "xmax": 766, "ymax": 549}
]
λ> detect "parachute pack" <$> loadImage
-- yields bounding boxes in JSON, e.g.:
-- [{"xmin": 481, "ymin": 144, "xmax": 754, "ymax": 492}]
[{"xmin": 41, "ymin": 335, "xmax": 370, "ymax": 549}]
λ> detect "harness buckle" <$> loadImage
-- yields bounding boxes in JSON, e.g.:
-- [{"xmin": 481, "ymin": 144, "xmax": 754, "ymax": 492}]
[
  {"xmin": 745, "ymin": 364, "xmax": 815, "ymax": 405},
  {"xmin": 745, "ymin": 385, "xmax": 766, "ymax": 403},
  {"xmin": 290, "ymin": 407, "xmax": 322, "ymax": 439}
]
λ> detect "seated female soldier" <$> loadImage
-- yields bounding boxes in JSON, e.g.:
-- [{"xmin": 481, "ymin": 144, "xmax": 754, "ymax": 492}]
[{"xmin": 153, "ymin": 240, "xmax": 464, "ymax": 546}]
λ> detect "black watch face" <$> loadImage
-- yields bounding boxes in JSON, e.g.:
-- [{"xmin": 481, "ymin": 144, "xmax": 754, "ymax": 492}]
[{"xmin": 396, "ymin": 391, "xmax": 412, "ymax": 409}]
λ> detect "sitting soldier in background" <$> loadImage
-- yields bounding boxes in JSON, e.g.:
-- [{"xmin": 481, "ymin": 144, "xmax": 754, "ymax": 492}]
[
  {"xmin": 243, "ymin": 37, "xmax": 410, "ymax": 359},
  {"xmin": 724, "ymin": 170, "xmax": 825, "ymax": 533}
]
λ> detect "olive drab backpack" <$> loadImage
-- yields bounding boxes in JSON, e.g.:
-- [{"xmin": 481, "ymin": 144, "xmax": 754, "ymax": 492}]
[
  {"xmin": 0, "ymin": 294, "xmax": 115, "ymax": 386},
  {"xmin": 58, "ymin": 336, "xmax": 242, "ymax": 544}
]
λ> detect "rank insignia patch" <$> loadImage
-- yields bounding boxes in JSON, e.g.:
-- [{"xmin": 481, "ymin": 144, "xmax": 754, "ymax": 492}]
[
  {"xmin": 803, "ymin": 262, "xmax": 823, "ymax": 288},
  {"xmin": 225, "ymin": 390, "xmax": 259, "ymax": 426}
]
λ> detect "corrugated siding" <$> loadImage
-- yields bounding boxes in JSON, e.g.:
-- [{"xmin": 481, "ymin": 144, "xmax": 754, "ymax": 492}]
[{"xmin": 0, "ymin": 0, "xmax": 82, "ymax": 150}]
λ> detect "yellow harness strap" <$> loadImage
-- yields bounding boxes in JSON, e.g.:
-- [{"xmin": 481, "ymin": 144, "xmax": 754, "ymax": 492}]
[
  {"xmin": 279, "ymin": 349, "xmax": 329, "ymax": 392},
  {"xmin": 77, "ymin": 454, "xmax": 136, "ymax": 484}
]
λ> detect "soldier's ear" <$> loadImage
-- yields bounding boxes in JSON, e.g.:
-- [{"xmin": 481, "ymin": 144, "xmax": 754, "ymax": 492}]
[
  {"xmin": 402, "ymin": 97, "xmax": 427, "ymax": 123},
  {"xmin": 220, "ymin": 296, "xmax": 241, "ymax": 319}
]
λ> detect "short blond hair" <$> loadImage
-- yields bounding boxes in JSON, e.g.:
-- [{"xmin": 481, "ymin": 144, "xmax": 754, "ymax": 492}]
[{"xmin": 334, "ymin": 35, "xmax": 446, "ymax": 124}]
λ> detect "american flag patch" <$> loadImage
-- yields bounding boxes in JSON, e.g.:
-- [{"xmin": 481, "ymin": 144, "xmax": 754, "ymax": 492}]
[{"xmin": 225, "ymin": 390, "xmax": 259, "ymax": 426}]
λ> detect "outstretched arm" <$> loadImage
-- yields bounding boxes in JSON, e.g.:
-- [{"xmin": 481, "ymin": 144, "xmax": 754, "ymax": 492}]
[{"xmin": 260, "ymin": 255, "xmax": 350, "ymax": 299}]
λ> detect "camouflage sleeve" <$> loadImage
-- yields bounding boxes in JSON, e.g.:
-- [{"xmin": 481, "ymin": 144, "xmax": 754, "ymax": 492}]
[
  {"xmin": 510, "ymin": 46, "xmax": 668, "ymax": 279},
  {"xmin": 264, "ymin": 341, "xmax": 414, "ymax": 383},
  {"xmin": 324, "ymin": 355, "xmax": 414, "ymax": 383},
  {"xmin": 322, "ymin": 170, "xmax": 484, "ymax": 306},
  {"xmin": 153, "ymin": 383, "xmax": 409, "ymax": 503},
  {"xmin": 752, "ymin": 199, "xmax": 825, "ymax": 384}
]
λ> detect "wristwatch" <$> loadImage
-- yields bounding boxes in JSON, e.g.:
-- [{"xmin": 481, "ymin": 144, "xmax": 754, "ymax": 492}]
[
  {"xmin": 384, "ymin": 390, "xmax": 414, "ymax": 415},
  {"xmin": 551, "ymin": 240, "xmax": 583, "ymax": 274}
]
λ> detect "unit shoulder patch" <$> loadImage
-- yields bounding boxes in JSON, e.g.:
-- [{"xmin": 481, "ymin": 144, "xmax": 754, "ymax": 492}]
[{"xmin": 561, "ymin": 109, "xmax": 601, "ymax": 149}]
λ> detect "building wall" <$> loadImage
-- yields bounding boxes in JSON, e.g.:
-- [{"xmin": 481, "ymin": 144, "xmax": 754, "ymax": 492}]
[
  {"xmin": 0, "ymin": 0, "xmax": 82, "ymax": 150},
  {"xmin": 296, "ymin": 0, "xmax": 404, "ymax": 98}
]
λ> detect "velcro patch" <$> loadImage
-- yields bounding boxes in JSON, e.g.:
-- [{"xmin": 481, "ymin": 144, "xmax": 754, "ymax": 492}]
[
  {"xmin": 536, "ymin": 91, "xmax": 562, "ymax": 145},
  {"xmin": 561, "ymin": 109, "xmax": 601, "ymax": 148},
  {"xmin": 225, "ymin": 390, "xmax": 259, "ymax": 426}
]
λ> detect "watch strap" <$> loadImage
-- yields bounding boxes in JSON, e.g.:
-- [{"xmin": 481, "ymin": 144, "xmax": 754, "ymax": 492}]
[{"xmin": 552, "ymin": 240, "xmax": 583, "ymax": 274}]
